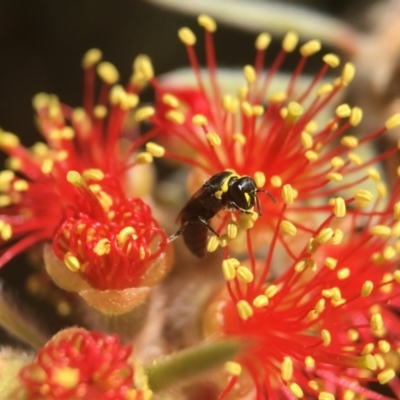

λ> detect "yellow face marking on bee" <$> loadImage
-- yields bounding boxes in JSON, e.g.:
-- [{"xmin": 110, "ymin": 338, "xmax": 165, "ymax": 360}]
[
  {"xmin": 214, "ymin": 190, "xmax": 223, "ymax": 199},
  {"xmin": 221, "ymin": 173, "xmax": 240, "ymax": 193},
  {"xmin": 244, "ymin": 192, "xmax": 251, "ymax": 205}
]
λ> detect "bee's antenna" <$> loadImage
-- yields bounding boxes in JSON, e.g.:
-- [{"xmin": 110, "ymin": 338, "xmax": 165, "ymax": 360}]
[{"xmin": 254, "ymin": 189, "xmax": 276, "ymax": 217}]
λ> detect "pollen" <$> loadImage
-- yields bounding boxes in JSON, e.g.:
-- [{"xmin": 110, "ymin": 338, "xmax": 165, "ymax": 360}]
[
  {"xmin": 0, "ymin": 223, "xmax": 12, "ymax": 240},
  {"xmin": 294, "ymin": 260, "xmax": 307, "ymax": 272},
  {"xmin": 370, "ymin": 225, "xmax": 391, "ymax": 237},
  {"xmin": 348, "ymin": 152, "xmax": 363, "ymax": 166},
  {"xmin": 224, "ymin": 361, "xmax": 242, "ymax": 376},
  {"xmin": 319, "ymin": 392, "xmax": 334, "ymax": 400},
  {"xmin": 0, "ymin": 195, "xmax": 11, "ymax": 207},
  {"xmin": 236, "ymin": 266, "xmax": 254, "ymax": 283},
  {"xmin": 361, "ymin": 343, "xmax": 374, "ymax": 355},
  {"xmin": 377, "ymin": 369, "xmax": 396, "ymax": 384},
  {"xmin": 350, "ymin": 107, "xmax": 363, "ymax": 126},
  {"xmin": 268, "ymin": 91, "xmax": 287, "ymax": 103},
  {"xmin": 282, "ymin": 184, "xmax": 295, "ymax": 205},
  {"xmin": 324, "ymin": 257, "xmax": 337, "ymax": 270},
  {"xmin": 341, "ymin": 62, "xmax": 356, "ymax": 86},
  {"xmin": 300, "ymin": 39, "xmax": 321, "ymax": 57},
  {"xmin": 335, "ymin": 103, "xmax": 351, "ymax": 118},
  {"xmin": 207, "ymin": 235, "xmax": 219, "ymax": 253},
  {"xmin": 241, "ymin": 102, "xmax": 253, "ymax": 117},
  {"xmin": 332, "ymin": 229, "xmax": 344, "ymax": 245},
  {"xmin": 270, "ymin": 175, "xmax": 282, "ymax": 187},
  {"xmin": 255, "ymin": 32, "xmax": 271, "ymax": 50},
  {"xmin": 82, "ymin": 169, "xmax": 104, "ymax": 182},
  {"xmin": 66, "ymin": 171, "xmax": 85, "ymax": 187},
  {"xmin": 317, "ymin": 83, "xmax": 333, "ymax": 96},
  {"xmin": 243, "ymin": 65, "xmax": 257, "ymax": 84},
  {"xmin": 354, "ymin": 189, "xmax": 373, "ymax": 208},
  {"xmin": 300, "ymin": 131, "xmax": 313, "ymax": 149},
  {"xmin": 287, "ymin": 102, "xmax": 303, "ymax": 121},
  {"xmin": 236, "ymin": 300, "xmax": 253, "ymax": 320},
  {"xmin": 281, "ymin": 356, "xmax": 293, "ymax": 381},
  {"xmin": 178, "ymin": 27, "xmax": 197, "ymax": 46},
  {"xmin": 253, "ymin": 295, "xmax": 269, "ymax": 308},
  {"xmin": 13, "ymin": 179, "xmax": 28, "ymax": 191},
  {"xmin": 226, "ymin": 221, "xmax": 238, "ymax": 239},
  {"xmin": 385, "ymin": 113, "xmax": 400, "ymax": 130},
  {"xmin": 307, "ymin": 239, "xmax": 318, "ymax": 254},
  {"xmin": 265, "ymin": 285, "xmax": 278, "ymax": 298},
  {"xmin": 323, "ymin": 53, "xmax": 340, "ymax": 67},
  {"xmin": 305, "ymin": 150, "xmax": 318, "ymax": 162},
  {"xmin": 221, "ymin": 258, "xmax": 238, "ymax": 281},
  {"xmin": 93, "ymin": 238, "xmax": 111, "ymax": 256},
  {"xmin": 134, "ymin": 54, "xmax": 154, "ymax": 81},
  {"xmin": 282, "ymin": 31, "xmax": 298, "ymax": 52},
  {"xmin": 135, "ymin": 152, "xmax": 153, "ymax": 164},
  {"xmin": 280, "ymin": 220, "xmax": 297, "ymax": 236},
  {"xmin": 332, "ymin": 197, "xmax": 346, "ymax": 217},
  {"xmin": 315, "ymin": 299, "xmax": 325, "ymax": 314},
  {"xmin": 162, "ymin": 93, "xmax": 180, "ymax": 108},
  {"xmin": 82, "ymin": 48, "xmax": 102, "ymax": 68},
  {"xmin": 134, "ymin": 106, "xmax": 155, "ymax": 122},
  {"xmin": 222, "ymin": 95, "xmax": 239, "ymax": 113},
  {"xmin": 326, "ymin": 172, "xmax": 342, "ymax": 181},
  {"xmin": 0, "ymin": 132, "xmax": 20, "ymax": 149},
  {"xmin": 198, "ymin": 14, "xmax": 216, "ymax": 32},
  {"xmin": 378, "ymin": 340, "xmax": 391, "ymax": 353},
  {"xmin": 315, "ymin": 228, "xmax": 334, "ymax": 244},
  {"xmin": 146, "ymin": 142, "xmax": 165, "ymax": 158},
  {"xmin": 367, "ymin": 167, "xmax": 381, "ymax": 181},
  {"xmin": 361, "ymin": 281, "xmax": 374, "ymax": 296},
  {"xmin": 253, "ymin": 171, "xmax": 266, "ymax": 188},
  {"xmin": 192, "ymin": 114, "xmax": 208, "ymax": 126},
  {"xmin": 370, "ymin": 312, "xmax": 384, "ymax": 332},
  {"xmin": 166, "ymin": 110, "xmax": 186, "ymax": 125},
  {"xmin": 52, "ymin": 366, "xmax": 80, "ymax": 389},
  {"xmin": 287, "ymin": 382, "xmax": 303, "ymax": 398},
  {"xmin": 64, "ymin": 252, "xmax": 81, "ymax": 272},
  {"xmin": 97, "ymin": 61, "xmax": 119, "ymax": 85},
  {"xmin": 205, "ymin": 132, "xmax": 222, "ymax": 146}
]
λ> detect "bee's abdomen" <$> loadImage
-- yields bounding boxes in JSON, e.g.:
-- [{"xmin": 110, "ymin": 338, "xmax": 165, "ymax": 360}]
[{"xmin": 182, "ymin": 222, "xmax": 209, "ymax": 257}]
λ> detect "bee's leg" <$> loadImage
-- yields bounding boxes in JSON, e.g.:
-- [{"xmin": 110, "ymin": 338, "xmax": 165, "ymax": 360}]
[
  {"xmin": 168, "ymin": 224, "xmax": 187, "ymax": 242},
  {"xmin": 197, "ymin": 216, "xmax": 220, "ymax": 237},
  {"xmin": 227, "ymin": 201, "xmax": 253, "ymax": 214}
]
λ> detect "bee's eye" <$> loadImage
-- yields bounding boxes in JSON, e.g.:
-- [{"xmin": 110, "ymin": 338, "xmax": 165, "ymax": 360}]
[{"xmin": 229, "ymin": 178, "xmax": 256, "ymax": 209}]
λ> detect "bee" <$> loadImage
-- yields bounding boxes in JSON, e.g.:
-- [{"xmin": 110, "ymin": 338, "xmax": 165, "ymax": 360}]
[{"xmin": 168, "ymin": 171, "xmax": 276, "ymax": 257}]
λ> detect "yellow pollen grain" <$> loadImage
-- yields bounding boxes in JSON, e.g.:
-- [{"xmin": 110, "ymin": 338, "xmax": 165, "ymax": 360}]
[
  {"xmin": 243, "ymin": 65, "xmax": 257, "ymax": 84},
  {"xmin": 337, "ymin": 268, "xmax": 350, "ymax": 280},
  {"xmin": 221, "ymin": 259, "xmax": 238, "ymax": 281},
  {"xmin": 192, "ymin": 114, "xmax": 208, "ymax": 126},
  {"xmin": 178, "ymin": 27, "xmax": 196, "ymax": 46},
  {"xmin": 0, "ymin": 132, "xmax": 20, "ymax": 149},
  {"xmin": 52, "ymin": 366, "xmax": 79, "ymax": 389},
  {"xmin": 377, "ymin": 182, "xmax": 387, "ymax": 199},
  {"xmin": 305, "ymin": 150, "xmax": 318, "ymax": 162},
  {"xmin": 233, "ymin": 133, "xmax": 246, "ymax": 145},
  {"xmin": 309, "ymin": 380, "xmax": 319, "ymax": 391},
  {"xmin": 368, "ymin": 168, "xmax": 381, "ymax": 182},
  {"xmin": 319, "ymin": 392, "xmax": 335, "ymax": 400},
  {"xmin": 133, "ymin": 54, "xmax": 154, "ymax": 81},
  {"xmin": 287, "ymin": 102, "xmax": 303, "ymax": 121},
  {"xmin": 97, "ymin": 61, "xmax": 119, "ymax": 84},
  {"xmin": 253, "ymin": 104, "xmax": 264, "ymax": 116},
  {"xmin": 146, "ymin": 142, "xmax": 165, "ymax": 158},
  {"xmin": 222, "ymin": 95, "xmax": 239, "ymax": 113},
  {"xmin": 315, "ymin": 228, "xmax": 334, "ymax": 244},
  {"xmin": 280, "ymin": 220, "xmax": 297, "ymax": 236},
  {"xmin": 394, "ymin": 270, "xmax": 400, "ymax": 283},
  {"xmin": 332, "ymin": 229, "xmax": 344, "ymax": 245},
  {"xmin": 326, "ymin": 172, "xmax": 342, "ymax": 182},
  {"xmin": 205, "ymin": 132, "xmax": 221, "ymax": 146},
  {"xmin": 383, "ymin": 245, "xmax": 396, "ymax": 260},
  {"xmin": 166, "ymin": 110, "xmax": 185, "ymax": 125},
  {"xmin": 307, "ymin": 239, "xmax": 318, "ymax": 254},
  {"xmin": 354, "ymin": 189, "xmax": 373, "ymax": 208},
  {"xmin": 371, "ymin": 312, "xmax": 384, "ymax": 332},
  {"xmin": 318, "ymin": 83, "xmax": 335, "ymax": 97},
  {"xmin": 331, "ymin": 156, "xmax": 344, "ymax": 168},
  {"xmin": 268, "ymin": 91, "xmax": 287, "ymax": 103},
  {"xmin": 370, "ymin": 225, "xmax": 391, "ymax": 237},
  {"xmin": 270, "ymin": 175, "xmax": 282, "ymax": 187},
  {"xmin": 341, "ymin": 62, "xmax": 356, "ymax": 86},
  {"xmin": 236, "ymin": 266, "xmax": 254, "ymax": 283},
  {"xmin": 61, "ymin": 127, "xmax": 75, "ymax": 140},
  {"xmin": 109, "ymin": 85, "xmax": 124, "ymax": 106},
  {"xmin": 282, "ymin": 184, "xmax": 295, "ymax": 205},
  {"xmin": 374, "ymin": 353, "xmax": 386, "ymax": 370},
  {"xmin": 121, "ymin": 93, "xmax": 139, "ymax": 110},
  {"xmin": 7, "ymin": 157, "xmax": 22, "ymax": 172},
  {"xmin": 82, "ymin": 169, "xmax": 104, "ymax": 182},
  {"xmin": 224, "ymin": 361, "xmax": 242, "ymax": 376},
  {"xmin": 219, "ymin": 234, "xmax": 229, "ymax": 248},
  {"xmin": 41, "ymin": 159, "xmax": 54, "ymax": 174},
  {"xmin": 282, "ymin": 31, "xmax": 298, "ymax": 52},
  {"xmin": 255, "ymin": 32, "xmax": 271, "ymax": 50},
  {"xmin": 385, "ymin": 113, "xmax": 400, "ymax": 130},
  {"xmin": 82, "ymin": 48, "xmax": 102, "ymax": 68},
  {"xmin": 281, "ymin": 356, "xmax": 293, "ymax": 381},
  {"xmin": 350, "ymin": 107, "xmax": 363, "ymax": 126},
  {"xmin": 361, "ymin": 354, "xmax": 377, "ymax": 371},
  {"xmin": 323, "ymin": 53, "xmax": 340, "ymax": 68},
  {"xmin": 0, "ymin": 223, "xmax": 12, "ymax": 241},
  {"xmin": 378, "ymin": 340, "xmax": 391, "ymax": 353},
  {"xmin": 253, "ymin": 171, "xmax": 266, "ymax": 188},
  {"xmin": 348, "ymin": 152, "xmax": 363, "ymax": 166},
  {"xmin": 300, "ymin": 39, "xmax": 321, "ymax": 57},
  {"xmin": 0, "ymin": 195, "xmax": 11, "ymax": 207},
  {"xmin": 324, "ymin": 257, "xmax": 337, "ymax": 270},
  {"xmin": 300, "ymin": 131, "xmax": 313, "ymax": 149},
  {"xmin": 207, "ymin": 235, "xmax": 219, "ymax": 253},
  {"xmin": 162, "ymin": 93, "xmax": 180, "ymax": 108},
  {"xmin": 134, "ymin": 106, "xmax": 155, "ymax": 122},
  {"xmin": 93, "ymin": 238, "xmax": 111, "ymax": 256},
  {"xmin": 135, "ymin": 152, "xmax": 153, "ymax": 165},
  {"xmin": 294, "ymin": 260, "xmax": 307, "ymax": 273},
  {"xmin": 238, "ymin": 86, "xmax": 248, "ymax": 101},
  {"xmin": 117, "ymin": 226, "xmax": 137, "ymax": 247},
  {"xmin": 333, "ymin": 197, "xmax": 346, "ymax": 217},
  {"xmin": 265, "ymin": 285, "xmax": 278, "ymax": 298},
  {"xmin": 198, "ymin": 14, "xmax": 217, "ymax": 32},
  {"xmin": 64, "ymin": 252, "xmax": 81, "ymax": 272},
  {"xmin": 253, "ymin": 295, "xmax": 269, "ymax": 308},
  {"xmin": 13, "ymin": 179, "xmax": 28, "ymax": 192},
  {"xmin": 377, "ymin": 369, "xmax": 396, "ymax": 385},
  {"xmin": 315, "ymin": 299, "xmax": 325, "ymax": 314},
  {"xmin": 305, "ymin": 356, "xmax": 315, "ymax": 369},
  {"xmin": 287, "ymin": 382, "xmax": 303, "ymax": 398},
  {"xmin": 347, "ymin": 328, "xmax": 359, "ymax": 342},
  {"xmin": 226, "ymin": 221, "xmax": 238, "ymax": 239},
  {"xmin": 340, "ymin": 135, "xmax": 359, "ymax": 148},
  {"xmin": 236, "ymin": 300, "xmax": 253, "ymax": 320},
  {"xmin": 241, "ymin": 101, "xmax": 253, "ymax": 118},
  {"xmin": 361, "ymin": 280, "xmax": 374, "ymax": 297},
  {"xmin": 361, "ymin": 343, "xmax": 374, "ymax": 355}
]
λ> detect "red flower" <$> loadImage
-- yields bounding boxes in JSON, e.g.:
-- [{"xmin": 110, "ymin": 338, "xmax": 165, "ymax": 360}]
[
  {"xmin": 204, "ymin": 180, "xmax": 400, "ymax": 399},
  {"xmin": 19, "ymin": 328, "xmax": 151, "ymax": 400}
]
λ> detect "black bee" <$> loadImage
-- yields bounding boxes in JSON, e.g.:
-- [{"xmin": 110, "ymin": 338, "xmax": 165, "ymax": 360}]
[{"xmin": 168, "ymin": 171, "xmax": 276, "ymax": 257}]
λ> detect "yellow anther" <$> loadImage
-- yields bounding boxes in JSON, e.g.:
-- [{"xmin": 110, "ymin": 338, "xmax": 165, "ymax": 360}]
[
  {"xmin": 319, "ymin": 392, "xmax": 334, "ymax": 400},
  {"xmin": 162, "ymin": 94, "xmax": 180, "ymax": 108},
  {"xmin": 166, "ymin": 110, "xmax": 185, "ymax": 125},
  {"xmin": 282, "ymin": 31, "xmax": 298, "ymax": 52},
  {"xmin": 335, "ymin": 103, "xmax": 351, "ymax": 118},
  {"xmin": 370, "ymin": 225, "xmax": 391, "ymax": 237},
  {"xmin": 226, "ymin": 222, "xmax": 238, "ymax": 239},
  {"xmin": 219, "ymin": 234, "xmax": 229, "ymax": 248},
  {"xmin": 333, "ymin": 197, "xmax": 346, "ymax": 217},
  {"xmin": 0, "ymin": 132, "xmax": 20, "ymax": 149},
  {"xmin": 221, "ymin": 258, "xmax": 239, "ymax": 281},
  {"xmin": 377, "ymin": 182, "xmax": 387, "ymax": 199},
  {"xmin": 13, "ymin": 179, "xmax": 28, "ymax": 191},
  {"xmin": 371, "ymin": 312, "xmax": 384, "ymax": 332},
  {"xmin": 224, "ymin": 361, "xmax": 242, "ymax": 376},
  {"xmin": 315, "ymin": 228, "xmax": 334, "ymax": 244},
  {"xmin": 236, "ymin": 266, "xmax": 254, "ymax": 283},
  {"xmin": 253, "ymin": 295, "xmax": 269, "ymax": 308},
  {"xmin": 178, "ymin": 27, "xmax": 196, "ymax": 45},
  {"xmin": 281, "ymin": 356, "xmax": 293, "ymax": 381},
  {"xmin": 255, "ymin": 32, "xmax": 271, "ymax": 50},
  {"xmin": 252, "ymin": 171, "xmax": 265, "ymax": 188},
  {"xmin": 383, "ymin": 245, "xmax": 396, "ymax": 260},
  {"xmin": 265, "ymin": 285, "xmax": 278, "ymax": 298},
  {"xmin": 305, "ymin": 150, "xmax": 318, "ymax": 162},
  {"xmin": 294, "ymin": 260, "xmax": 307, "ymax": 273},
  {"xmin": 66, "ymin": 171, "xmax": 83, "ymax": 186},
  {"xmin": 135, "ymin": 152, "xmax": 153, "ymax": 165},
  {"xmin": 121, "ymin": 93, "xmax": 139, "ymax": 110},
  {"xmin": 300, "ymin": 39, "xmax": 321, "ymax": 57},
  {"xmin": 192, "ymin": 114, "xmax": 208, "ymax": 126},
  {"xmin": 367, "ymin": 168, "xmax": 381, "ymax": 182},
  {"xmin": 300, "ymin": 131, "xmax": 313, "ymax": 149},
  {"xmin": 307, "ymin": 238, "xmax": 318, "ymax": 254},
  {"xmin": 287, "ymin": 102, "xmax": 303, "ymax": 121},
  {"xmin": 82, "ymin": 169, "xmax": 104, "ymax": 182},
  {"xmin": 323, "ymin": 53, "xmax": 340, "ymax": 68},
  {"xmin": 309, "ymin": 380, "xmax": 319, "ymax": 391},
  {"xmin": 341, "ymin": 62, "xmax": 356, "ymax": 86},
  {"xmin": 270, "ymin": 175, "xmax": 282, "ymax": 187},
  {"xmin": 280, "ymin": 220, "xmax": 297, "ymax": 236},
  {"xmin": 97, "ymin": 62, "xmax": 119, "ymax": 84},
  {"xmin": 145, "ymin": 142, "xmax": 165, "ymax": 158},
  {"xmin": 332, "ymin": 229, "xmax": 343, "ymax": 245},
  {"xmin": 205, "ymin": 132, "xmax": 221, "ymax": 146},
  {"xmin": 378, "ymin": 340, "xmax": 391, "ymax": 353},
  {"xmin": 350, "ymin": 107, "xmax": 363, "ymax": 126},
  {"xmin": 52, "ymin": 366, "xmax": 80, "ymax": 389},
  {"xmin": 117, "ymin": 227, "xmax": 137, "ymax": 247},
  {"xmin": 241, "ymin": 101, "xmax": 253, "ymax": 118},
  {"xmin": 348, "ymin": 152, "xmax": 363, "ymax": 166},
  {"xmin": 64, "ymin": 252, "xmax": 81, "ymax": 272},
  {"xmin": 32, "ymin": 92, "xmax": 49, "ymax": 109},
  {"xmin": 361, "ymin": 280, "xmax": 374, "ymax": 297},
  {"xmin": 317, "ymin": 83, "xmax": 333, "ymax": 96},
  {"xmin": 236, "ymin": 300, "xmax": 253, "ymax": 320},
  {"xmin": 222, "ymin": 95, "xmax": 239, "ymax": 113},
  {"xmin": 82, "ymin": 48, "xmax": 102, "ymax": 69},
  {"xmin": 282, "ymin": 184, "xmax": 294, "ymax": 205},
  {"xmin": 93, "ymin": 238, "xmax": 111, "ymax": 256},
  {"xmin": 243, "ymin": 65, "xmax": 257, "ymax": 84},
  {"xmin": 354, "ymin": 189, "xmax": 373, "ymax": 208},
  {"xmin": 41, "ymin": 159, "xmax": 54, "ymax": 174},
  {"xmin": 347, "ymin": 328, "xmax": 359, "ymax": 342},
  {"xmin": 374, "ymin": 353, "xmax": 386, "ymax": 370},
  {"xmin": 287, "ymin": 382, "xmax": 303, "ymax": 398},
  {"xmin": 377, "ymin": 369, "xmax": 396, "ymax": 384},
  {"xmin": 361, "ymin": 354, "xmax": 377, "ymax": 371},
  {"xmin": 268, "ymin": 91, "xmax": 287, "ymax": 103},
  {"xmin": 207, "ymin": 235, "xmax": 219, "ymax": 253},
  {"xmin": 361, "ymin": 343, "xmax": 374, "ymax": 355},
  {"xmin": 109, "ymin": 85, "xmax": 125, "ymax": 105},
  {"xmin": 326, "ymin": 172, "xmax": 343, "ymax": 181},
  {"xmin": 198, "ymin": 14, "xmax": 216, "ymax": 32},
  {"xmin": 0, "ymin": 223, "xmax": 12, "ymax": 241},
  {"xmin": 134, "ymin": 106, "xmax": 155, "ymax": 122},
  {"xmin": 385, "ymin": 113, "xmax": 400, "ymax": 130},
  {"xmin": 340, "ymin": 135, "xmax": 359, "ymax": 148},
  {"xmin": 314, "ymin": 299, "xmax": 325, "ymax": 314},
  {"xmin": 337, "ymin": 267, "xmax": 350, "ymax": 280},
  {"xmin": 133, "ymin": 54, "xmax": 154, "ymax": 81},
  {"xmin": 324, "ymin": 257, "xmax": 337, "ymax": 270}
]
